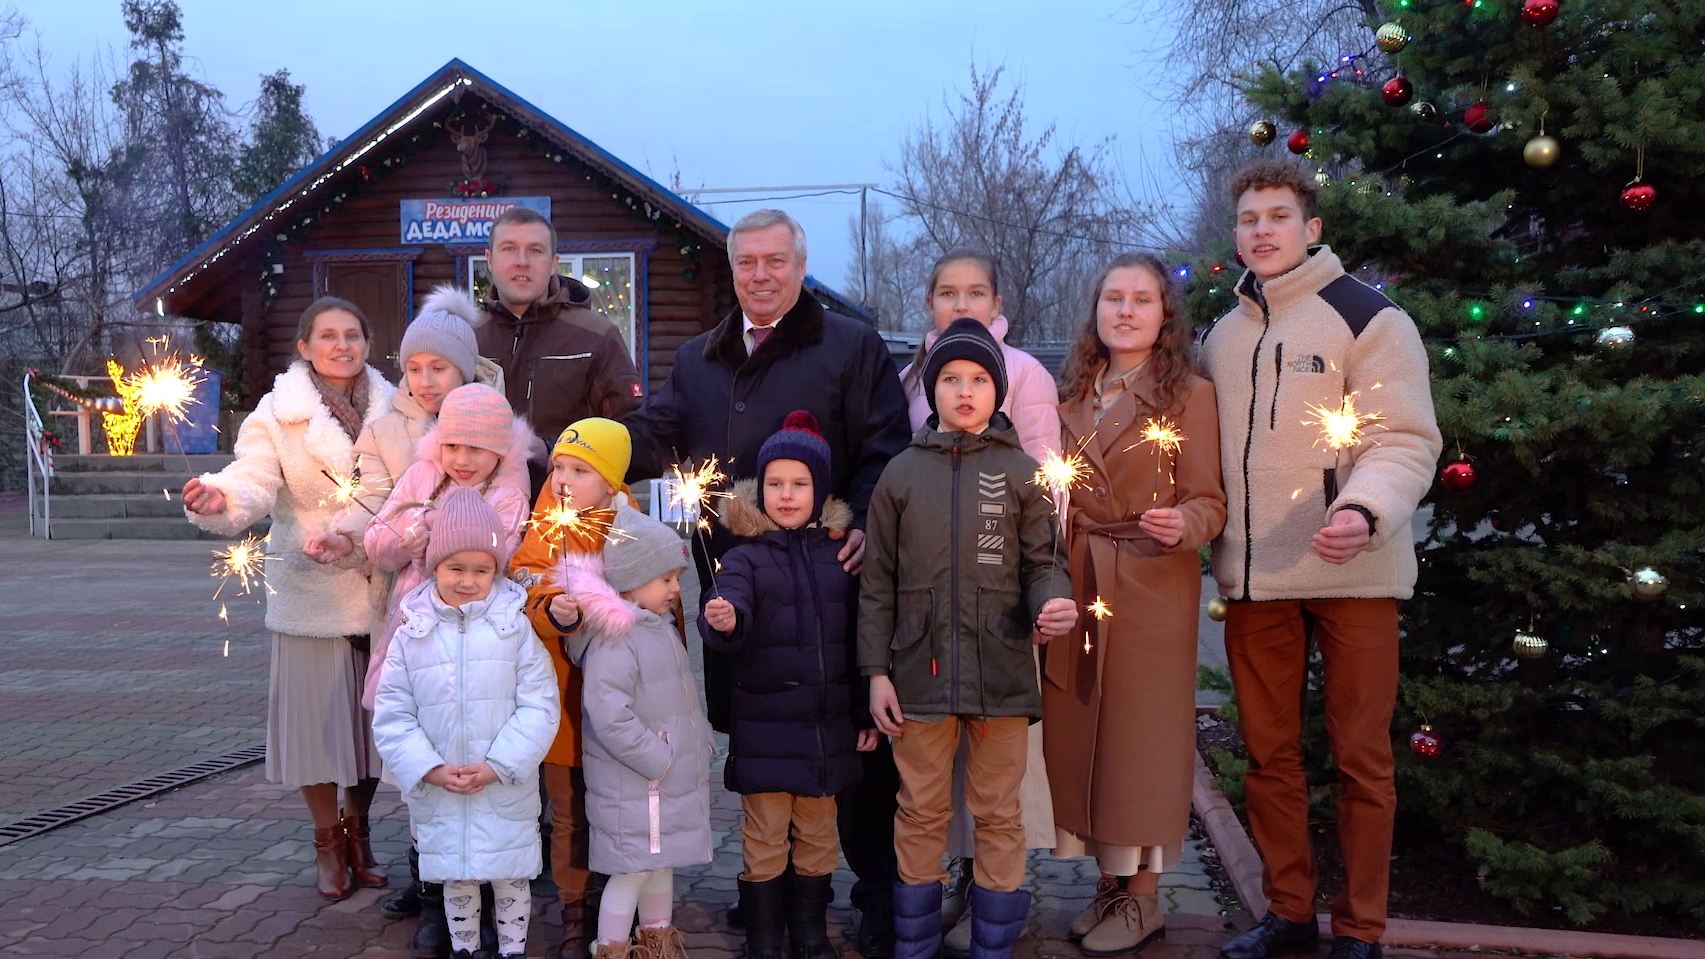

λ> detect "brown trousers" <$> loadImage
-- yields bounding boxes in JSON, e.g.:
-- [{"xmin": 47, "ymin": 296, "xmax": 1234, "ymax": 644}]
[
  {"xmin": 1224, "ymin": 597, "xmax": 1399, "ymax": 942},
  {"xmin": 543, "ymin": 762, "xmax": 594, "ymax": 903},
  {"xmin": 740, "ymin": 792, "xmax": 841, "ymax": 881},
  {"xmin": 892, "ymin": 715, "xmax": 1028, "ymax": 892}
]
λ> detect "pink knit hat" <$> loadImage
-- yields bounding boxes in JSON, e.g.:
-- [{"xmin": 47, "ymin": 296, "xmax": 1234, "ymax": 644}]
[
  {"xmin": 437, "ymin": 384, "xmax": 513, "ymax": 454},
  {"xmin": 425, "ymin": 486, "xmax": 510, "ymax": 572}
]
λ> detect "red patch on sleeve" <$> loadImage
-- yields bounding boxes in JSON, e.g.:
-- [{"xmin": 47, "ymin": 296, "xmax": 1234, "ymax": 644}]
[{"xmin": 630, "ymin": 382, "xmax": 644, "ymax": 397}]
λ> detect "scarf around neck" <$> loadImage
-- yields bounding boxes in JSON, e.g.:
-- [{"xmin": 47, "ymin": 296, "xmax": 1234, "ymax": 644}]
[{"xmin": 309, "ymin": 366, "xmax": 370, "ymax": 442}]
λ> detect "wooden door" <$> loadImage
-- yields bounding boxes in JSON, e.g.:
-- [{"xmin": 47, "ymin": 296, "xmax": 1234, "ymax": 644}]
[{"xmin": 325, "ymin": 263, "xmax": 405, "ymax": 369}]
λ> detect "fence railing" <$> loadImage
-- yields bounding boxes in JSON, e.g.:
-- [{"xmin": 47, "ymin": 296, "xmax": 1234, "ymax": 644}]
[{"xmin": 22, "ymin": 370, "xmax": 54, "ymax": 539}]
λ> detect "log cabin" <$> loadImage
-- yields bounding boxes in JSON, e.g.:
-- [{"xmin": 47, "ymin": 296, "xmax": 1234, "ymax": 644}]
[{"xmin": 134, "ymin": 59, "xmax": 874, "ymax": 409}]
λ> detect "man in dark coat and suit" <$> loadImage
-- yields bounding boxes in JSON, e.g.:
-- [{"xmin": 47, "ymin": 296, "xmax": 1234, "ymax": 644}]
[{"xmin": 624, "ymin": 208, "xmax": 910, "ymax": 957}]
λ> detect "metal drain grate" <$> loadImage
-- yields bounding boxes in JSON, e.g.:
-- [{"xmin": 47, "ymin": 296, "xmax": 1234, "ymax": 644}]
[{"xmin": 0, "ymin": 743, "xmax": 266, "ymax": 847}]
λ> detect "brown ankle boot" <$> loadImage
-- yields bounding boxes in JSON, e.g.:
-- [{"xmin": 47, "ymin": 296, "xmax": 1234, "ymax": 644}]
[
  {"xmin": 341, "ymin": 815, "xmax": 388, "ymax": 888},
  {"xmin": 639, "ymin": 925, "xmax": 688, "ymax": 959},
  {"xmin": 312, "ymin": 824, "xmax": 354, "ymax": 899}
]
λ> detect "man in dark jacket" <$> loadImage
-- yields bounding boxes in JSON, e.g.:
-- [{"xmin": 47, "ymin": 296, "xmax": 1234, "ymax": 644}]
[
  {"xmin": 623, "ymin": 208, "xmax": 911, "ymax": 957},
  {"xmin": 476, "ymin": 207, "xmax": 644, "ymax": 477}
]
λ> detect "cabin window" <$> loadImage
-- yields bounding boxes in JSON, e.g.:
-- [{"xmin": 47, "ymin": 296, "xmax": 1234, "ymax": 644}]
[{"xmin": 469, "ymin": 252, "xmax": 637, "ymax": 358}]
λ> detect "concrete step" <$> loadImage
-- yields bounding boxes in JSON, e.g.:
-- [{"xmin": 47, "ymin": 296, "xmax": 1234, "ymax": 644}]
[
  {"xmin": 50, "ymin": 471, "xmax": 203, "ymax": 496},
  {"xmin": 44, "ymin": 517, "xmax": 241, "ymax": 541},
  {"xmin": 53, "ymin": 454, "xmax": 233, "ymax": 473},
  {"xmin": 41, "ymin": 493, "xmax": 190, "ymax": 519}
]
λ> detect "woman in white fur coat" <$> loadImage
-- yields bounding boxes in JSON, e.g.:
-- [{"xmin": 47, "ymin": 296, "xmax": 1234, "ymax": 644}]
[{"xmin": 182, "ymin": 297, "xmax": 396, "ymax": 901}]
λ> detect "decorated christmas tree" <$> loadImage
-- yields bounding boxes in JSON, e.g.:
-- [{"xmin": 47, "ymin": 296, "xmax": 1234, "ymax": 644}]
[{"xmin": 1185, "ymin": 0, "xmax": 1704, "ymax": 927}]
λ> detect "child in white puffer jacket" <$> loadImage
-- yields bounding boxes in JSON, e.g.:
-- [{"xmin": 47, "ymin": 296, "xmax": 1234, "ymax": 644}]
[{"xmin": 373, "ymin": 486, "xmax": 561, "ymax": 959}]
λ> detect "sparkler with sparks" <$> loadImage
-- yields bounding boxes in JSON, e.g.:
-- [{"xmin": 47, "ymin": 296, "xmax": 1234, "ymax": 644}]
[
  {"xmin": 667, "ymin": 455, "xmax": 732, "ymax": 589},
  {"xmin": 1083, "ymin": 596, "xmax": 1111, "ymax": 652},
  {"xmin": 1304, "ymin": 393, "xmax": 1385, "ymax": 453},
  {"xmin": 1304, "ymin": 391, "xmax": 1385, "ymax": 509},
  {"xmin": 1128, "ymin": 416, "xmax": 1187, "ymax": 503},
  {"xmin": 529, "ymin": 495, "xmax": 628, "ymax": 556},
  {"xmin": 211, "ymin": 533, "xmax": 270, "ymax": 601},
  {"xmin": 1031, "ymin": 449, "xmax": 1091, "ymax": 573},
  {"xmin": 319, "ymin": 465, "xmax": 405, "ymax": 538},
  {"xmin": 130, "ymin": 338, "xmax": 206, "ymax": 426}
]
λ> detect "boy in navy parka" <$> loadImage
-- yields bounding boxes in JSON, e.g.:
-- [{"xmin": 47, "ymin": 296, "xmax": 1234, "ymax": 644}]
[{"xmin": 700, "ymin": 411, "xmax": 878, "ymax": 959}]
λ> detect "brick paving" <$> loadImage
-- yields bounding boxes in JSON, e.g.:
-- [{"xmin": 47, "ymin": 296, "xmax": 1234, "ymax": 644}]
[{"xmin": 0, "ymin": 521, "xmax": 1503, "ymax": 958}]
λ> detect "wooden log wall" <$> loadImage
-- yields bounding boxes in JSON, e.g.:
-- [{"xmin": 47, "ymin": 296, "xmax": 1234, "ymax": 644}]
[{"xmin": 243, "ymin": 108, "xmax": 731, "ymax": 403}]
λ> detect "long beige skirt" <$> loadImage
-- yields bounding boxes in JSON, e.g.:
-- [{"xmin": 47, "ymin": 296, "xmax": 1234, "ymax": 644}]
[{"xmin": 267, "ymin": 632, "xmax": 381, "ymax": 788}]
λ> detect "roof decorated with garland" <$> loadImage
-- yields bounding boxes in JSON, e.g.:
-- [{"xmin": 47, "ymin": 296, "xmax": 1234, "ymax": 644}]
[{"xmin": 133, "ymin": 58, "xmax": 873, "ymax": 323}]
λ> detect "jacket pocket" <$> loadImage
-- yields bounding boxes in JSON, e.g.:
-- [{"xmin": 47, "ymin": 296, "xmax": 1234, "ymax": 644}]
[
  {"xmin": 486, "ymin": 782, "xmax": 539, "ymax": 822},
  {"xmin": 890, "ymin": 587, "xmax": 935, "ymax": 652},
  {"xmin": 978, "ymin": 586, "xmax": 1032, "ymax": 651}
]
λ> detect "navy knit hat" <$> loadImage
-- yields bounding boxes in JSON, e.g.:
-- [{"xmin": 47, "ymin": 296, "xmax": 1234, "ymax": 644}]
[
  {"xmin": 923, "ymin": 317, "xmax": 1008, "ymax": 415},
  {"xmin": 756, "ymin": 410, "xmax": 832, "ymax": 522}
]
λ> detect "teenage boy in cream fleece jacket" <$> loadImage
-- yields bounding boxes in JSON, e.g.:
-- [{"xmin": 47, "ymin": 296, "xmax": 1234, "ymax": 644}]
[{"xmin": 1201, "ymin": 160, "xmax": 1442, "ymax": 959}]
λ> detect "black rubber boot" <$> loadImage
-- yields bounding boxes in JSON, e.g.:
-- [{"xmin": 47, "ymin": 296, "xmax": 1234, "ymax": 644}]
[
  {"xmin": 785, "ymin": 873, "xmax": 837, "ymax": 959},
  {"xmin": 382, "ymin": 844, "xmax": 424, "ymax": 919},
  {"xmin": 412, "ymin": 881, "xmax": 451, "ymax": 959},
  {"xmin": 739, "ymin": 876, "xmax": 789, "ymax": 959}
]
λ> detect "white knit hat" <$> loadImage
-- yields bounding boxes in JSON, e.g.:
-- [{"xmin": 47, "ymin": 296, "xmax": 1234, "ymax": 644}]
[{"xmin": 399, "ymin": 285, "xmax": 486, "ymax": 382}]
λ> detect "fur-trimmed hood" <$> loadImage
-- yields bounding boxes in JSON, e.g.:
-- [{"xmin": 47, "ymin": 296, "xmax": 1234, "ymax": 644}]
[
  {"xmin": 413, "ymin": 416, "xmax": 542, "ymax": 497},
  {"xmin": 719, "ymin": 478, "xmax": 851, "ymax": 539},
  {"xmin": 557, "ymin": 558, "xmax": 635, "ymax": 658}
]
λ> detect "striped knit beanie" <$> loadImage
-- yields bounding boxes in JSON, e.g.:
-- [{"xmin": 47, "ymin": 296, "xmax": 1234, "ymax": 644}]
[
  {"xmin": 436, "ymin": 384, "xmax": 513, "ymax": 455},
  {"xmin": 923, "ymin": 317, "xmax": 1008, "ymax": 414}
]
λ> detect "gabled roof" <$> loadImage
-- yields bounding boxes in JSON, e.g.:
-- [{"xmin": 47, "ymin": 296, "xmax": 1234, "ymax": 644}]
[{"xmin": 134, "ymin": 58, "xmax": 872, "ymax": 323}]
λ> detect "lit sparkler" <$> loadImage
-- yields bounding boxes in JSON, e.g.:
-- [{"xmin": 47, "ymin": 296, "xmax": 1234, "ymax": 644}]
[
  {"xmin": 129, "ymin": 340, "xmax": 205, "ymax": 426},
  {"xmin": 667, "ymin": 455, "xmax": 732, "ymax": 590},
  {"xmin": 529, "ymin": 495, "xmax": 626, "ymax": 556},
  {"xmin": 1304, "ymin": 393, "xmax": 1385, "ymax": 453},
  {"xmin": 1128, "ymin": 416, "xmax": 1187, "ymax": 503},
  {"xmin": 211, "ymin": 533, "xmax": 270, "ymax": 600},
  {"xmin": 1031, "ymin": 449, "xmax": 1091, "ymax": 574},
  {"xmin": 1083, "ymin": 596, "xmax": 1112, "ymax": 652}
]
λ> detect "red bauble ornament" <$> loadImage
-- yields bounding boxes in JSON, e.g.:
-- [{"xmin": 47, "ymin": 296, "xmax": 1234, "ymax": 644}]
[
  {"xmin": 1409, "ymin": 725, "xmax": 1442, "ymax": 759},
  {"xmin": 1463, "ymin": 103, "xmax": 1495, "ymax": 134},
  {"xmin": 1441, "ymin": 460, "xmax": 1476, "ymax": 492},
  {"xmin": 1382, "ymin": 76, "xmax": 1414, "ymax": 107},
  {"xmin": 1620, "ymin": 182, "xmax": 1657, "ymax": 211},
  {"xmin": 1287, "ymin": 130, "xmax": 1310, "ymax": 155},
  {"xmin": 1520, "ymin": 0, "xmax": 1559, "ymax": 27}
]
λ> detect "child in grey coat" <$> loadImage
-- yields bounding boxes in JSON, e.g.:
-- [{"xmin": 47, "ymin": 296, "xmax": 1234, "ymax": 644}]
[{"xmin": 564, "ymin": 511, "xmax": 713, "ymax": 959}]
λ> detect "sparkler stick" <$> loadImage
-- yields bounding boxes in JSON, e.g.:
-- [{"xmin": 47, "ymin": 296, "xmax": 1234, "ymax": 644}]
[
  {"xmin": 528, "ymin": 494, "xmax": 628, "ymax": 557},
  {"xmin": 667, "ymin": 455, "xmax": 732, "ymax": 591},
  {"xmin": 1083, "ymin": 595, "xmax": 1112, "ymax": 653},
  {"xmin": 1304, "ymin": 392, "xmax": 1386, "ymax": 507},
  {"xmin": 1031, "ymin": 449, "xmax": 1090, "ymax": 575},
  {"xmin": 319, "ymin": 466, "xmax": 404, "ymax": 538},
  {"xmin": 1129, "ymin": 417, "xmax": 1187, "ymax": 503}
]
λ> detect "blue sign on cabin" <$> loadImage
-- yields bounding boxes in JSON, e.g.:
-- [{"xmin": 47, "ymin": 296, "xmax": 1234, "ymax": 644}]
[{"xmin": 399, "ymin": 196, "xmax": 551, "ymax": 244}]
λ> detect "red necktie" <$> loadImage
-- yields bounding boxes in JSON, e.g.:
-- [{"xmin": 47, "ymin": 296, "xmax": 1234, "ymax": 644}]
[{"xmin": 749, "ymin": 325, "xmax": 774, "ymax": 355}]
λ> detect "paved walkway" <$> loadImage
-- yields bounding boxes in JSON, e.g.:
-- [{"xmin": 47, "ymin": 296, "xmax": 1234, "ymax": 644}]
[{"xmin": 0, "ymin": 515, "xmax": 1486, "ymax": 958}]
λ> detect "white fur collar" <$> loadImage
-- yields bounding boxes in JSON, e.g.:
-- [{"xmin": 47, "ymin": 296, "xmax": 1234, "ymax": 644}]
[{"xmin": 266, "ymin": 361, "xmax": 396, "ymax": 467}]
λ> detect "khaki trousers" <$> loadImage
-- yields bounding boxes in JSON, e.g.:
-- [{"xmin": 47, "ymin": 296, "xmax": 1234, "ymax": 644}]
[
  {"xmin": 1225, "ymin": 597, "xmax": 1399, "ymax": 942},
  {"xmin": 892, "ymin": 715, "xmax": 1029, "ymax": 892},
  {"xmin": 543, "ymin": 762, "xmax": 594, "ymax": 903},
  {"xmin": 740, "ymin": 792, "xmax": 841, "ymax": 881}
]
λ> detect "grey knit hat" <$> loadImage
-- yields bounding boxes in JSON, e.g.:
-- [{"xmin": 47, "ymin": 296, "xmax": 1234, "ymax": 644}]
[
  {"xmin": 399, "ymin": 285, "xmax": 486, "ymax": 382},
  {"xmin": 604, "ymin": 510, "xmax": 690, "ymax": 594},
  {"xmin": 425, "ymin": 486, "xmax": 509, "ymax": 572},
  {"xmin": 923, "ymin": 317, "xmax": 1008, "ymax": 415}
]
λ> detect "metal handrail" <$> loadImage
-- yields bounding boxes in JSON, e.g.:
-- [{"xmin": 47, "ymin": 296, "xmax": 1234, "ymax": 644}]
[{"xmin": 21, "ymin": 370, "xmax": 54, "ymax": 539}]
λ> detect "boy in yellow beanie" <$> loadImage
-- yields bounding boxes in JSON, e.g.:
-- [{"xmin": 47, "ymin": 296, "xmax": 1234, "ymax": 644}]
[{"xmin": 508, "ymin": 416, "xmax": 633, "ymax": 959}]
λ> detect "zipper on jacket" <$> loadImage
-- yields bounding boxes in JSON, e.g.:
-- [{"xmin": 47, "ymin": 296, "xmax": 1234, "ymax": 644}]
[
  {"xmin": 950, "ymin": 437, "xmax": 963, "ymax": 714},
  {"xmin": 456, "ymin": 605, "xmax": 469, "ymax": 871},
  {"xmin": 1270, "ymin": 342, "xmax": 1284, "ymax": 430},
  {"xmin": 800, "ymin": 534, "xmax": 830, "ymax": 797},
  {"xmin": 1240, "ymin": 292, "xmax": 1271, "ymax": 602}
]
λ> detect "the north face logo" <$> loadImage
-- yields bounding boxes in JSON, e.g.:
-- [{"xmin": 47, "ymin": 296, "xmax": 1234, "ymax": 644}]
[{"xmin": 1290, "ymin": 355, "xmax": 1327, "ymax": 374}]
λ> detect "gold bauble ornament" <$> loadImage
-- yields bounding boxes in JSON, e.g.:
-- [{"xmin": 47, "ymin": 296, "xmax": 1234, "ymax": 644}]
[
  {"xmin": 1376, "ymin": 22, "xmax": 1411, "ymax": 54},
  {"xmin": 1249, "ymin": 120, "xmax": 1277, "ymax": 147},
  {"xmin": 1512, "ymin": 631, "xmax": 1548, "ymax": 659},
  {"xmin": 1206, "ymin": 596, "xmax": 1230, "ymax": 622},
  {"xmin": 1523, "ymin": 134, "xmax": 1561, "ymax": 168},
  {"xmin": 1629, "ymin": 567, "xmax": 1668, "ymax": 601}
]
